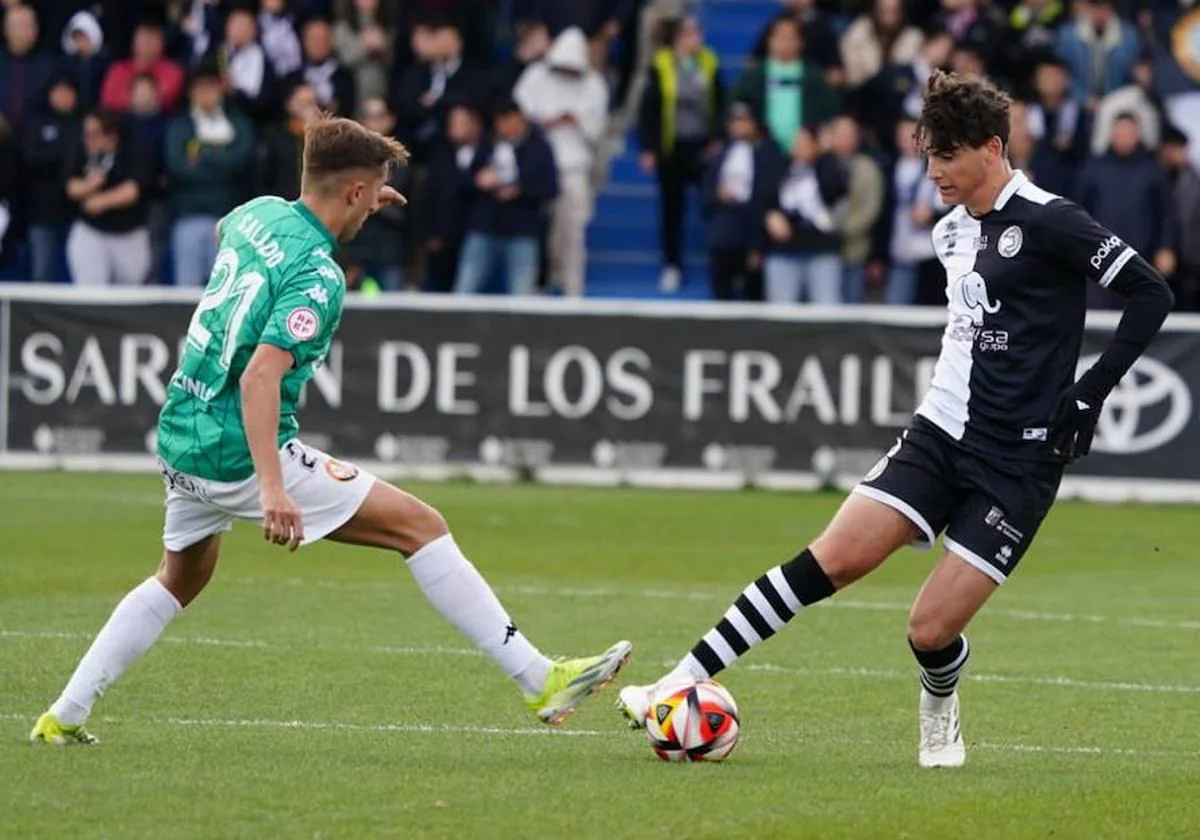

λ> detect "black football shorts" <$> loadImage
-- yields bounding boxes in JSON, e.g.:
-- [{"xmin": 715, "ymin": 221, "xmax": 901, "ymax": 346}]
[{"xmin": 855, "ymin": 416, "xmax": 1064, "ymax": 583}]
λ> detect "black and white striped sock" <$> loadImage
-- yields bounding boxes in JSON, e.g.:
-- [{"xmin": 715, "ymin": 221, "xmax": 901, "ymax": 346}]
[
  {"xmin": 910, "ymin": 635, "xmax": 970, "ymax": 698},
  {"xmin": 671, "ymin": 549, "xmax": 835, "ymax": 681}
]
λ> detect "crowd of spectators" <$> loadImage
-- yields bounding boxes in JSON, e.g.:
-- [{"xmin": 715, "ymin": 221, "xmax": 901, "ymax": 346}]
[{"xmin": 0, "ymin": 0, "xmax": 1197, "ymax": 309}]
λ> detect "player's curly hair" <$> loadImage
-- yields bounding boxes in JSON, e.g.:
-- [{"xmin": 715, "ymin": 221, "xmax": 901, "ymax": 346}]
[
  {"xmin": 915, "ymin": 70, "xmax": 1011, "ymax": 156},
  {"xmin": 302, "ymin": 113, "xmax": 410, "ymax": 181}
]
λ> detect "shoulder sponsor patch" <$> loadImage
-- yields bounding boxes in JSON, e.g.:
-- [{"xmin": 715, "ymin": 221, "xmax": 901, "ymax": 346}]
[{"xmin": 286, "ymin": 307, "xmax": 320, "ymax": 340}]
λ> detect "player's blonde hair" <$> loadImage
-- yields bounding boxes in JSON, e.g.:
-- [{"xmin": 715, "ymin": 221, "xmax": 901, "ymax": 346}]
[{"xmin": 301, "ymin": 113, "xmax": 409, "ymax": 188}]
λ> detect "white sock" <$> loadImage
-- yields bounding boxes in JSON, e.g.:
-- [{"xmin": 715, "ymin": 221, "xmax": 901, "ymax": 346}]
[
  {"xmin": 406, "ymin": 534, "xmax": 551, "ymax": 694},
  {"xmin": 666, "ymin": 653, "xmax": 708, "ymax": 685},
  {"xmin": 50, "ymin": 577, "xmax": 181, "ymax": 725}
]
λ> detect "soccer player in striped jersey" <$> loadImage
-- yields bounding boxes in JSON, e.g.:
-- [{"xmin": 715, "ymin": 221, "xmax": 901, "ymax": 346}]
[
  {"xmin": 31, "ymin": 116, "xmax": 630, "ymax": 746},
  {"xmin": 617, "ymin": 71, "xmax": 1174, "ymax": 767}
]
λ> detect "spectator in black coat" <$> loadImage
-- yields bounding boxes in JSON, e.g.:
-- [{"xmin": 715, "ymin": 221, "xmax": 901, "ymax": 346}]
[
  {"xmin": 288, "ymin": 17, "xmax": 355, "ymax": 115},
  {"xmin": 393, "ymin": 0, "xmax": 493, "ymax": 67},
  {"xmin": 21, "ymin": 72, "xmax": 81, "ymax": 283},
  {"xmin": 761, "ymin": 125, "xmax": 848, "ymax": 304},
  {"xmin": 1027, "ymin": 56, "xmax": 1088, "ymax": 198},
  {"xmin": 454, "ymin": 100, "xmax": 558, "ymax": 295},
  {"xmin": 422, "ymin": 99, "xmax": 485, "ymax": 292},
  {"xmin": 59, "ymin": 10, "xmax": 108, "ymax": 110},
  {"xmin": 1077, "ymin": 114, "xmax": 1175, "ymax": 307},
  {"xmin": 258, "ymin": 80, "xmax": 318, "ymax": 199},
  {"xmin": 211, "ymin": 7, "xmax": 278, "ymax": 121},
  {"xmin": 392, "ymin": 21, "xmax": 487, "ymax": 162},
  {"xmin": 63, "ymin": 108, "xmax": 155, "ymax": 285},
  {"xmin": 934, "ymin": 0, "xmax": 1005, "ymax": 76},
  {"xmin": 128, "ymin": 72, "xmax": 170, "ymax": 284},
  {"xmin": 0, "ymin": 5, "xmax": 60, "ymax": 129},
  {"xmin": 702, "ymin": 102, "xmax": 784, "ymax": 301},
  {"xmin": 341, "ymin": 97, "xmax": 409, "ymax": 291},
  {"xmin": 0, "ymin": 115, "xmax": 20, "ymax": 270},
  {"xmin": 512, "ymin": 0, "xmax": 634, "ymax": 38},
  {"xmin": 493, "ymin": 20, "xmax": 551, "ymax": 98},
  {"xmin": 1160, "ymin": 123, "xmax": 1200, "ymax": 311}
]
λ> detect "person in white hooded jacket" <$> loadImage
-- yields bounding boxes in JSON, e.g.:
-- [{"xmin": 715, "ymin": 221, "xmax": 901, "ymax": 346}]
[{"xmin": 514, "ymin": 27, "xmax": 608, "ymax": 296}]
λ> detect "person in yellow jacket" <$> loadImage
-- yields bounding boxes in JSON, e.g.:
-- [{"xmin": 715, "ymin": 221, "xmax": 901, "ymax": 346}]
[{"xmin": 638, "ymin": 15, "xmax": 725, "ymax": 292}]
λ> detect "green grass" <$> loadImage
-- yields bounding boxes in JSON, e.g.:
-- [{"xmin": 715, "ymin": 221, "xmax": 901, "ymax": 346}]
[{"xmin": 2, "ymin": 472, "xmax": 1198, "ymax": 839}]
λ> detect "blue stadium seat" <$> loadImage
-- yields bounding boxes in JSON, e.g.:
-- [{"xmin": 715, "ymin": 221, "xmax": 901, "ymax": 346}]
[{"xmin": 584, "ymin": 0, "xmax": 774, "ymax": 299}]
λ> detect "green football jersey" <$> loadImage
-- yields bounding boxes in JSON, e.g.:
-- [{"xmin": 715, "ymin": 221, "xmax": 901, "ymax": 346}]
[{"xmin": 157, "ymin": 196, "xmax": 346, "ymax": 481}]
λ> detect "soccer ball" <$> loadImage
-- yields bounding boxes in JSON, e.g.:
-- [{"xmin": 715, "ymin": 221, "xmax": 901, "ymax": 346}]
[{"xmin": 644, "ymin": 678, "xmax": 740, "ymax": 762}]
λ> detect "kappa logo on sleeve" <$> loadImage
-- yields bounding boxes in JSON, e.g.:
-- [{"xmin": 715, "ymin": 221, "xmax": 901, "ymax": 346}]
[
  {"xmin": 286, "ymin": 307, "xmax": 320, "ymax": 340},
  {"xmin": 303, "ymin": 283, "xmax": 330, "ymax": 304}
]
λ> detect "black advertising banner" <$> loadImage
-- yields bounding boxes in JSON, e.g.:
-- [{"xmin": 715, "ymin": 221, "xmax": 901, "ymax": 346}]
[{"xmin": 3, "ymin": 297, "xmax": 1197, "ymax": 487}]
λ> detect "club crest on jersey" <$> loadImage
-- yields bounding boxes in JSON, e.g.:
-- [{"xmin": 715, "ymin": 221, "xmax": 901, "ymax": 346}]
[
  {"xmin": 286, "ymin": 307, "xmax": 320, "ymax": 340},
  {"xmin": 325, "ymin": 458, "xmax": 359, "ymax": 481},
  {"xmin": 998, "ymin": 225, "xmax": 1023, "ymax": 258}
]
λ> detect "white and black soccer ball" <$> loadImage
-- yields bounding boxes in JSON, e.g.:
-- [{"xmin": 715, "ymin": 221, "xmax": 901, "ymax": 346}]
[{"xmin": 644, "ymin": 678, "xmax": 740, "ymax": 763}]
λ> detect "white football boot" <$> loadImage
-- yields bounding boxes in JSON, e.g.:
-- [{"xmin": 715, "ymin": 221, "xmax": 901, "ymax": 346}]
[
  {"xmin": 615, "ymin": 673, "xmax": 697, "ymax": 729},
  {"xmin": 918, "ymin": 689, "xmax": 966, "ymax": 768},
  {"xmin": 616, "ymin": 683, "xmax": 653, "ymax": 729}
]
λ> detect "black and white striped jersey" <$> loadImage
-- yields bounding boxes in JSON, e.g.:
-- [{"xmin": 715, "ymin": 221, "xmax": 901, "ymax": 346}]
[{"xmin": 916, "ymin": 171, "xmax": 1137, "ymax": 462}]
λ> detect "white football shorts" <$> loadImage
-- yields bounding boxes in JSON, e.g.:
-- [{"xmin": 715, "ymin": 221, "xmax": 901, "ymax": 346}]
[{"xmin": 159, "ymin": 439, "xmax": 377, "ymax": 551}]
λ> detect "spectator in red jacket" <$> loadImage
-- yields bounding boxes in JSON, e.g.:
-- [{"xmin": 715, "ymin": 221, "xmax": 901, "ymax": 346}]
[{"xmin": 100, "ymin": 21, "xmax": 185, "ymax": 114}]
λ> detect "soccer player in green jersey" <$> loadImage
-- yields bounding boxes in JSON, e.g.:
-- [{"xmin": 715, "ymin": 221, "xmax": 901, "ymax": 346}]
[{"xmin": 31, "ymin": 116, "xmax": 631, "ymax": 746}]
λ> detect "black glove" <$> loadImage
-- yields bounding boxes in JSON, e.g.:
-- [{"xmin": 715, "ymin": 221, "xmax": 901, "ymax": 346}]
[{"xmin": 1048, "ymin": 385, "xmax": 1103, "ymax": 462}]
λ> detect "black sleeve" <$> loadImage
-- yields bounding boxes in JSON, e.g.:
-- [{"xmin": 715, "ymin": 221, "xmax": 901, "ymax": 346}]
[
  {"xmin": 814, "ymin": 153, "xmax": 848, "ymax": 204},
  {"xmin": 1043, "ymin": 200, "xmax": 1175, "ymax": 396},
  {"xmin": 1079, "ymin": 253, "xmax": 1175, "ymax": 398},
  {"xmin": 1043, "ymin": 198, "xmax": 1139, "ymax": 291}
]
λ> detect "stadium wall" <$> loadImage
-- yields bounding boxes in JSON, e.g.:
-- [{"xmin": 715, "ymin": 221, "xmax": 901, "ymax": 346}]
[{"xmin": 2, "ymin": 285, "xmax": 1199, "ymax": 503}]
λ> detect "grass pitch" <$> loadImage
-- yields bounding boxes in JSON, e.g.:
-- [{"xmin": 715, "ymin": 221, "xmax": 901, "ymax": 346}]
[{"xmin": 3, "ymin": 472, "xmax": 1198, "ymax": 839}]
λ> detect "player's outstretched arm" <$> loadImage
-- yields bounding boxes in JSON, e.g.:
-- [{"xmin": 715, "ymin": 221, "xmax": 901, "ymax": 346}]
[
  {"xmin": 1047, "ymin": 202, "xmax": 1176, "ymax": 460},
  {"xmin": 241, "ymin": 343, "xmax": 304, "ymax": 550}
]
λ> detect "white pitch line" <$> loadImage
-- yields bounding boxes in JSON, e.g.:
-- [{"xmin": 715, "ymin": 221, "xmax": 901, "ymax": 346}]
[
  {"xmin": 0, "ymin": 629, "xmax": 481, "ymax": 657},
  {"xmin": 4, "ymin": 712, "xmax": 1191, "ymax": 758},
  {"xmin": 0, "ymin": 712, "xmax": 599, "ymax": 738},
  {"xmin": 5, "ymin": 628, "xmax": 1195, "ymax": 696},
  {"xmin": 739, "ymin": 662, "xmax": 1200, "ymax": 695},
  {"xmin": 226, "ymin": 579, "xmax": 1200, "ymax": 633}
]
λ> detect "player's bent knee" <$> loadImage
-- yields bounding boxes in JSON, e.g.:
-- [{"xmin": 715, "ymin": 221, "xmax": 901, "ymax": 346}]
[
  {"xmin": 155, "ymin": 540, "xmax": 219, "ymax": 608},
  {"xmin": 906, "ymin": 611, "xmax": 961, "ymax": 652},
  {"xmin": 406, "ymin": 501, "xmax": 449, "ymax": 547},
  {"xmin": 809, "ymin": 529, "xmax": 892, "ymax": 589}
]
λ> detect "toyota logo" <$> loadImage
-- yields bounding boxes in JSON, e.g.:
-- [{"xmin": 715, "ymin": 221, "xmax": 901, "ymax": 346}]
[{"xmin": 1075, "ymin": 355, "xmax": 1192, "ymax": 454}]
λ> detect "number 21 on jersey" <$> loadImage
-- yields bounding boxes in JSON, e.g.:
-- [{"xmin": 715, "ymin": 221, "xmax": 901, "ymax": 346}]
[{"xmin": 186, "ymin": 248, "xmax": 267, "ymax": 370}]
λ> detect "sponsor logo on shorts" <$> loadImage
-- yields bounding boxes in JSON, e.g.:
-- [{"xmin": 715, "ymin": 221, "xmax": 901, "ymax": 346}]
[
  {"xmin": 995, "ymin": 545, "xmax": 1014, "ymax": 566},
  {"xmin": 325, "ymin": 458, "xmax": 359, "ymax": 481},
  {"xmin": 286, "ymin": 307, "xmax": 320, "ymax": 341},
  {"xmin": 1023, "ymin": 427, "xmax": 1048, "ymax": 441}
]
